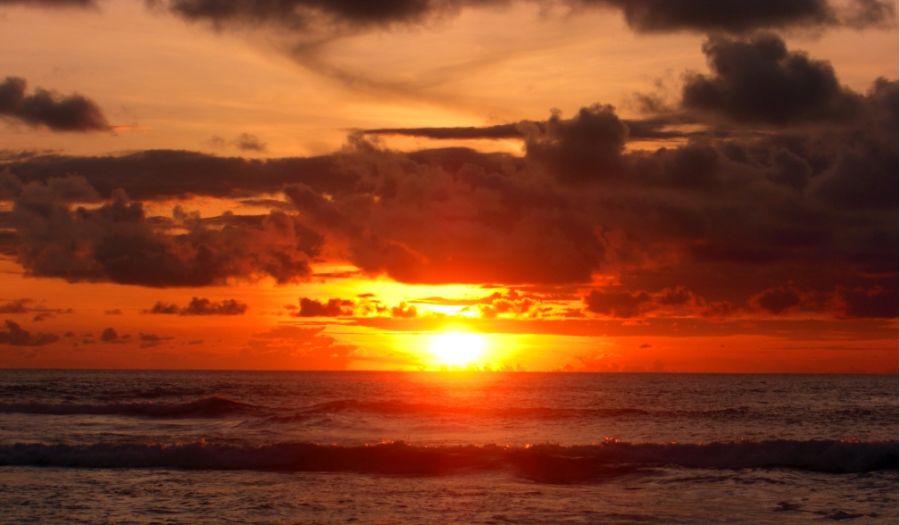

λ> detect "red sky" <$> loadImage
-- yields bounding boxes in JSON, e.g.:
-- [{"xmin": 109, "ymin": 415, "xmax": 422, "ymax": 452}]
[{"xmin": 0, "ymin": 0, "xmax": 897, "ymax": 372}]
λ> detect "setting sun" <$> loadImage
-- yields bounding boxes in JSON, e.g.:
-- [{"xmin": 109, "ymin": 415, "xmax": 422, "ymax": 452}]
[{"xmin": 427, "ymin": 331, "xmax": 488, "ymax": 368}]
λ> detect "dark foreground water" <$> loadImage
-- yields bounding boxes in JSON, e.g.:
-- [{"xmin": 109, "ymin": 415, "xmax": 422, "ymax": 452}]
[{"xmin": 0, "ymin": 370, "xmax": 896, "ymax": 524}]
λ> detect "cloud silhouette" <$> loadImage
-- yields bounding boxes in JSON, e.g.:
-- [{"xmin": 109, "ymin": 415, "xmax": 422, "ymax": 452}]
[
  {"xmin": 682, "ymin": 34, "xmax": 861, "ymax": 125},
  {"xmin": 0, "ymin": 76, "xmax": 110, "ymax": 132},
  {"xmin": 148, "ymin": 297, "xmax": 249, "ymax": 315},
  {"xmin": 0, "ymin": 320, "xmax": 57, "ymax": 346}
]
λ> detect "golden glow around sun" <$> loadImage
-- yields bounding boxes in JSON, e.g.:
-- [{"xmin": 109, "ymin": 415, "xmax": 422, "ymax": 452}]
[{"xmin": 427, "ymin": 331, "xmax": 487, "ymax": 368}]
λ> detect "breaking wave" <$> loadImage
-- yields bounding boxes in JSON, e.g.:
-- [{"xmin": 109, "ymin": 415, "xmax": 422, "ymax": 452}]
[{"xmin": 0, "ymin": 440, "xmax": 894, "ymax": 483}]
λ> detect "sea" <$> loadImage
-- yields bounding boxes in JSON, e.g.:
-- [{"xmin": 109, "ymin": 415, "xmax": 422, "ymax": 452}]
[{"xmin": 0, "ymin": 370, "xmax": 896, "ymax": 524}]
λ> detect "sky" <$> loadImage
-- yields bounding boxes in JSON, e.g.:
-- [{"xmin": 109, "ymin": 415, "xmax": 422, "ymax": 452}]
[{"xmin": 0, "ymin": 0, "xmax": 897, "ymax": 372}]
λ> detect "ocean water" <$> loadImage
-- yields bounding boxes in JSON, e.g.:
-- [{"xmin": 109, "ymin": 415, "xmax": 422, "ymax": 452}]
[{"xmin": 0, "ymin": 371, "xmax": 896, "ymax": 524}]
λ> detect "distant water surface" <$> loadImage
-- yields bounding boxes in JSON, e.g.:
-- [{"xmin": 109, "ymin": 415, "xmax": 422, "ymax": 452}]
[{"xmin": 0, "ymin": 371, "xmax": 896, "ymax": 524}]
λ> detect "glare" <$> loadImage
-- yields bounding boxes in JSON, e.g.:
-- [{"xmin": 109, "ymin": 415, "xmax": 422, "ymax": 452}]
[{"xmin": 428, "ymin": 331, "xmax": 487, "ymax": 368}]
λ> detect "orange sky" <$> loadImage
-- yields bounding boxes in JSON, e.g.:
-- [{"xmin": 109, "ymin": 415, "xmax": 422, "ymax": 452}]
[{"xmin": 0, "ymin": 0, "xmax": 897, "ymax": 372}]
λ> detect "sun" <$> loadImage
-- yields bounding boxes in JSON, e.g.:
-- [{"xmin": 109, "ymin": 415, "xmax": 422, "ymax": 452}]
[{"xmin": 427, "ymin": 331, "xmax": 487, "ymax": 368}]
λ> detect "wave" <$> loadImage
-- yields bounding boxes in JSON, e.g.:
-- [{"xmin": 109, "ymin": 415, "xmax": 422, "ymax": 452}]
[
  {"xmin": 0, "ymin": 397, "xmax": 260, "ymax": 419},
  {"xmin": 298, "ymin": 399, "xmax": 758, "ymax": 420},
  {"xmin": 301, "ymin": 399, "xmax": 650, "ymax": 418},
  {"xmin": 0, "ymin": 396, "xmax": 761, "ymax": 422},
  {"xmin": 0, "ymin": 440, "xmax": 894, "ymax": 482}
]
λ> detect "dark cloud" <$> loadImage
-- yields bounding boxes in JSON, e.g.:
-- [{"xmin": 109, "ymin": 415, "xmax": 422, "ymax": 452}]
[
  {"xmin": 152, "ymin": 0, "xmax": 894, "ymax": 34},
  {"xmin": 148, "ymin": 297, "xmax": 248, "ymax": 315},
  {"xmin": 525, "ymin": 104, "xmax": 628, "ymax": 182},
  {"xmin": 99, "ymin": 327, "xmax": 121, "ymax": 343},
  {"xmin": 297, "ymin": 297, "xmax": 354, "ymax": 317},
  {"xmin": 584, "ymin": 289, "xmax": 652, "ymax": 318},
  {"xmin": 836, "ymin": 286, "xmax": 898, "ymax": 319},
  {"xmin": 0, "ymin": 320, "xmax": 57, "ymax": 346},
  {"xmin": 682, "ymin": 34, "xmax": 862, "ymax": 125},
  {"xmin": 5, "ymin": 175, "xmax": 322, "ymax": 286},
  {"xmin": 362, "ymin": 116, "xmax": 706, "ymax": 143},
  {"xmin": 235, "ymin": 133, "xmax": 267, "ymax": 152},
  {"xmin": 0, "ymin": 76, "xmax": 110, "ymax": 132},
  {"xmin": 284, "ymin": 143, "xmax": 605, "ymax": 284},
  {"xmin": 138, "ymin": 332, "xmax": 173, "ymax": 348},
  {"xmin": 0, "ymin": 298, "xmax": 72, "ymax": 319},
  {"xmin": 1, "ymin": 149, "xmax": 358, "ymax": 200},
  {"xmin": 752, "ymin": 286, "xmax": 802, "ymax": 314},
  {"xmin": 362, "ymin": 123, "xmax": 527, "ymax": 140},
  {"xmin": 0, "ymin": 298, "xmax": 31, "ymax": 314},
  {"xmin": 3, "ymin": 74, "xmax": 895, "ymax": 302},
  {"xmin": 0, "ymin": 34, "xmax": 894, "ymax": 320},
  {"xmin": 593, "ymin": 0, "xmax": 882, "ymax": 33},
  {"xmin": 153, "ymin": 0, "xmax": 488, "ymax": 30}
]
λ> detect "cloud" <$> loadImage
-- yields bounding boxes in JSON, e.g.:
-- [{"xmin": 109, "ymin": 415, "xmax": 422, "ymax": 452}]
[
  {"xmin": 99, "ymin": 327, "xmax": 122, "ymax": 343},
  {"xmin": 682, "ymin": 34, "xmax": 862, "ymax": 125},
  {"xmin": 752, "ymin": 286, "xmax": 802, "ymax": 314},
  {"xmin": 525, "ymin": 104, "xmax": 628, "ymax": 182},
  {"xmin": 284, "ymin": 142, "xmax": 605, "ymax": 284},
  {"xmin": 0, "ymin": 34, "xmax": 894, "ymax": 320},
  {"xmin": 235, "ymin": 133, "xmax": 267, "ymax": 152},
  {"xmin": 0, "ymin": 298, "xmax": 31, "ymax": 314},
  {"xmin": 6, "ymin": 175, "xmax": 322, "ymax": 286},
  {"xmin": 390, "ymin": 302, "xmax": 417, "ymax": 318},
  {"xmin": 0, "ymin": 320, "xmax": 58, "ymax": 346},
  {"xmin": 835, "ymin": 286, "xmax": 898, "ymax": 318},
  {"xmin": 0, "ymin": 298, "xmax": 73, "ymax": 320},
  {"xmin": 0, "ymin": 76, "xmax": 110, "ymax": 132},
  {"xmin": 138, "ymin": 332, "xmax": 173, "ymax": 348},
  {"xmin": 151, "ymin": 0, "xmax": 894, "ymax": 35},
  {"xmin": 362, "ymin": 123, "xmax": 528, "ymax": 140},
  {"xmin": 361, "ymin": 115, "xmax": 703, "ymax": 142},
  {"xmin": 592, "ymin": 0, "xmax": 894, "ymax": 33},
  {"xmin": 2, "ymin": 149, "xmax": 358, "ymax": 200},
  {"xmin": 152, "ymin": 0, "xmax": 487, "ymax": 30},
  {"xmin": 148, "ymin": 297, "xmax": 249, "ymax": 315},
  {"xmin": 584, "ymin": 289, "xmax": 652, "ymax": 318},
  {"xmin": 297, "ymin": 297, "xmax": 354, "ymax": 317}
]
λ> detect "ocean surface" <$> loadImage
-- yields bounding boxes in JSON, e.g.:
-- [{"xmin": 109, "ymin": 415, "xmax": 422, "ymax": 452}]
[{"xmin": 0, "ymin": 370, "xmax": 896, "ymax": 524}]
